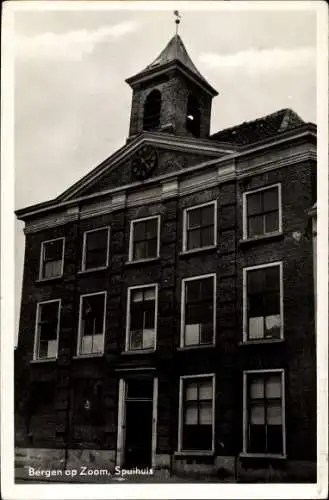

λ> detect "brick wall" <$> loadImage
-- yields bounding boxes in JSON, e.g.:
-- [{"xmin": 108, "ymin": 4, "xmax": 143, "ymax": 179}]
[
  {"xmin": 236, "ymin": 161, "xmax": 316, "ymax": 461},
  {"xmin": 15, "ymin": 158, "xmax": 316, "ymax": 462},
  {"xmin": 128, "ymin": 72, "xmax": 213, "ymax": 138}
]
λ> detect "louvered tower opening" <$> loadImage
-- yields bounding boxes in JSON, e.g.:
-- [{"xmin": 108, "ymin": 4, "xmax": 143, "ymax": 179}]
[
  {"xmin": 143, "ymin": 90, "xmax": 162, "ymax": 131},
  {"xmin": 186, "ymin": 94, "xmax": 201, "ymax": 137}
]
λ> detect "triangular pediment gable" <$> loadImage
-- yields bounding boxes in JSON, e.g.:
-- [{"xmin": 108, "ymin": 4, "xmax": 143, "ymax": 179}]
[{"xmin": 56, "ymin": 133, "xmax": 236, "ymax": 203}]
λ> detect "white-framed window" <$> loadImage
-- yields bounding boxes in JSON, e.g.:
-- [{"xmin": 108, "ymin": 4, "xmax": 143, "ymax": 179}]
[
  {"xmin": 125, "ymin": 284, "xmax": 158, "ymax": 351},
  {"xmin": 33, "ymin": 299, "xmax": 61, "ymax": 360},
  {"xmin": 39, "ymin": 237, "xmax": 65, "ymax": 280},
  {"xmin": 183, "ymin": 201, "xmax": 217, "ymax": 252},
  {"xmin": 243, "ymin": 183, "xmax": 282, "ymax": 239},
  {"xmin": 243, "ymin": 262, "xmax": 283, "ymax": 342},
  {"xmin": 129, "ymin": 216, "xmax": 160, "ymax": 261},
  {"xmin": 243, "ymin": 369, "xmax": 286, "ymax": 457},
  {"xmin": 181, "ymin": 274, "xmax": 216, "ymax": 347},
  {"xmin": 178, "ymin": 374, "xmax": 215, "ymax": 452},
  {"xmin": 82, "ymin": 227, "xmax": 110, "ymax": 271},
  {"xmin": 77, "ymin": 292, "xmax": 107, "ymax": 356}
]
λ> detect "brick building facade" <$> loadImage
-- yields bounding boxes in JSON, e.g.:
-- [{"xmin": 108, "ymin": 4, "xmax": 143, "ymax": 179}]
[{"xmin": 15, "ymin": 34, "xmax": 317, "ymax": 482}]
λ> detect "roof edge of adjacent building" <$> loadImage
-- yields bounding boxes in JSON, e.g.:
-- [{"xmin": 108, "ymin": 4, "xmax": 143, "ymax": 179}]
[{"xmin": 211, "ymin": 108, "xmax": 316, "ymax": 146}]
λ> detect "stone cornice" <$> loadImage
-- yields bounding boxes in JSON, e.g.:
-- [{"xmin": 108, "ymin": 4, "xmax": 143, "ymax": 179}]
[
  {"xmin": 127, "ymin": 187, "xmax": 162, "ymax": 208},
  {"xmin": 80, "ymin": 199, "xmax": 112, "ymax": 220},
  {"xmin": 161, "ymin": 179, "xmax": 179, "ymax": 200},
  {"xmin": 24, "ymin": 212, "xmax": 72, "ymax": 234},
  {"xmin": 142, "ymin": 133, "xmax": 235, "ymax": 155},
  {"xmin": 237, "ymin": 145, "xmax": 316, "ymax": 179}
]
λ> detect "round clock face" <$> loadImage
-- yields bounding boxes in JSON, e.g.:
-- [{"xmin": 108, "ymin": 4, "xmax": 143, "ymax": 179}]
[{"xmin": 131, "ymin": 145, "xmax": 158, "ymax": 181}]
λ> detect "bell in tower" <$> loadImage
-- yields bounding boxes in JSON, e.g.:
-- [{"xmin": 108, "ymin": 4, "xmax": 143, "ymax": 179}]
[{"xmin": 126, "ymin": 24, "xmax": 218, "ymax": 139}]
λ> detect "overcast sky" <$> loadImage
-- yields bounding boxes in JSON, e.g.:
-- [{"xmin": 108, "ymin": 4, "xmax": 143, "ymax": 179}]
[{"xmin": 13, "ymin": 3, "xmax": 317, "ymax": 337}]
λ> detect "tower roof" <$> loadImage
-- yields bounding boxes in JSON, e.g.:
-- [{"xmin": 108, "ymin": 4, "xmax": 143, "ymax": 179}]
[
  {"xmin": 144, "ymin": 34, "xmax": 206, "ymax": 81},
  {"xmin": 126, "ymin": 34, "xmax": 218, "ymax": 96}
]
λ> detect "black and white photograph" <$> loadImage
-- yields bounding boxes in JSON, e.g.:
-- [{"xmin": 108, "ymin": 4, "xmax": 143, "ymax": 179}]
[{"xmin": 1, "ymin": 1, "xmax": 328, "ymax": 498}]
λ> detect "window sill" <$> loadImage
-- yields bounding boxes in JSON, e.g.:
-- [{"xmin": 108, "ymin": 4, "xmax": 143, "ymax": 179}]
[
  {"xmin": 177, "ymin": 344, "xmax": 216, "ymax": 351},
  {"xmin": 239, "ymin": 232, "xmax": 284, "ymax": 246},
  {"xmin": 239, "ymin": 452, "xmax": 287, "ymax": 460},
  {"xmin": 125, "ymin": 257, "xmax": 160, "ymax": 266},
  {"xmin": 30, "ymin": 358, "xmax": 57, "ymax": 364},
  {"xmin": 35, "ymin": 276, "xmax": 63, "ymax": 284},
  {"xmin": 179, "ymin": 245, "xmax": 217, "ymax": 258},
  {"xmin": 73, "ymin": 353, "xmax": 104, "ymax": 360},
  {"xmin": 174, "ymin": 450, "xmax": 215, "ymax": 457},
  {"xmin": 78, "ymin": 266, "xmax": 108, "ymax": 275},
  {"xmin": 121, "ymin": 348, "xmax": 156, "ymax": 355},
  {"xmin": 239, "ymin": 338, "xmax": 284, "ymax": 346}
]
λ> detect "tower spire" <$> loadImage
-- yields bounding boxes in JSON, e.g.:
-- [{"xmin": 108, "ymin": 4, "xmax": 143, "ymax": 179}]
[{"xmin": 174, "ymin": 10, "xmax": 181, "ymax": 35}]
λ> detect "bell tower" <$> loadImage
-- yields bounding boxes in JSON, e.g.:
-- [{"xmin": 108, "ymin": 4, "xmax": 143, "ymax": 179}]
[{"xmin": 126, "ymin": 31, "xmax": 218, "ymax": 139}]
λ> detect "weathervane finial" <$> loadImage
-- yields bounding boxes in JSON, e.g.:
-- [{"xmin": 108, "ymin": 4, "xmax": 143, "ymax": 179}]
[{"xmin": 174, "ymin": 10, "xmax": 181, "ymax": 35}]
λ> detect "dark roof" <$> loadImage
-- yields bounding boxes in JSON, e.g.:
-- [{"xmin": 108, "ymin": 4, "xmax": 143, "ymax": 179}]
[
  {"xmin": 211, "ymin": 108, "xmax": 306, "ymax": 146},
  {"xmin": 144, "ymin": 34, "xmax": 206, "ymax": 82},
  {"xmin": 127, "ymin": 34, "xmax": 217, "ymax": 95}
]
